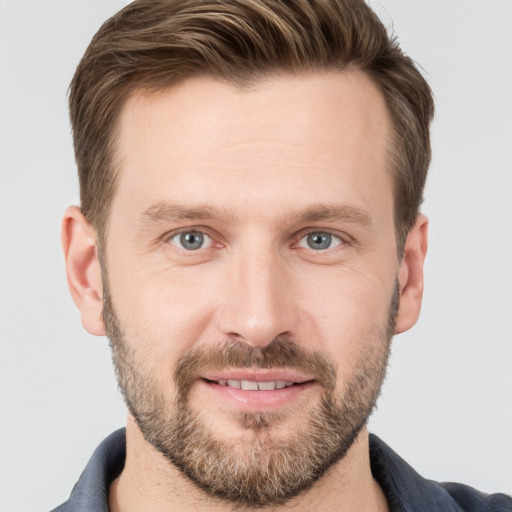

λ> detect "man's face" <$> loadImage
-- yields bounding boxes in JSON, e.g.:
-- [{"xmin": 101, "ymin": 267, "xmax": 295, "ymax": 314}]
[{"xmin": 102, "ymin": 71, "xmax": 401, "ymax": 506}]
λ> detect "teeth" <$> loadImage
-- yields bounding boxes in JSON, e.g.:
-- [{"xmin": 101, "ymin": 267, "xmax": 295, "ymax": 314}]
[
  {"xmin": 216, "ymin": 379, "xmax": 297, "ymax": 390},
  {"xmin": 241, "ymin": 380, "xmax": 258, "ymax": 391},
  {"xmin": 257, "ymin": 381, "xmax": 276, "ymax": 391}
]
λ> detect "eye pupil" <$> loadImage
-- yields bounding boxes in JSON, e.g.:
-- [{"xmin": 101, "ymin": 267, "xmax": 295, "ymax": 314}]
[
  {"xmin": 307, "ymin": 232, "xmax": 331, "ymax": 250},
  {"xmin": 180, "ymin": 231, "xmax": 204, "ymax": 250}
]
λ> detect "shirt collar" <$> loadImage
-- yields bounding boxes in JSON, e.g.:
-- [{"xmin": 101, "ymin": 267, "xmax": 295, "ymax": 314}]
[
  {"xmin": 369, "ymin": 434, "xmax": 462, "ymax": 511},
  {"xmin": 51, "ymin": 428, "xmax": 125, "ymax": 512},
  {"xmin": 52, "ymin": 429, "xmax": 462, "ymax": 511}
]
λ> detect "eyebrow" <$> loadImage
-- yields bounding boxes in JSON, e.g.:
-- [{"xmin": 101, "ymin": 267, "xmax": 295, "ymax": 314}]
[
  {"xmin": 138, "ymin": 202, "xmax": 234, "ymax": 225},
  {"xmin": 296, "ymin": 204, "xmax": 372, "ymax": 227},
  {"xmin": 138, "ymin": 201, "xmax": 372, "ymax": 227}
]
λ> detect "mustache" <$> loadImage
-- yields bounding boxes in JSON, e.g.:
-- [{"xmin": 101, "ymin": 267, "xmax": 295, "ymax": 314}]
[{"xmin": 174, "ymin": 336, "xmax": 337, "ymax": 393}]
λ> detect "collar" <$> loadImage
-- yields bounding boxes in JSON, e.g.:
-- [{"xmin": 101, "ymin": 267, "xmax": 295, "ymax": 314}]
[
  {"xmin": 52, "ymin": 429, "xmax": 490, "ymax": 511},
  {"xmin": 51, "ymin": 429, "xmax": 125, "ymax": 512},
  {"xmin": 369, "ymin": 434, "xmax": 463, "ymax": 511}
]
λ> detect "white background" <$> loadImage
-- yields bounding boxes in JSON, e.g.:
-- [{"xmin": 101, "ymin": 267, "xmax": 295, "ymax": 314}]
[{"xmin": 1, "ymin": 1, "xmax": 511, "ymax": 511}]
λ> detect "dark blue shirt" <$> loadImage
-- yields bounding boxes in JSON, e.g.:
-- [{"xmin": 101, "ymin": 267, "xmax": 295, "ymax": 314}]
[{"xmin": 51, "ymin": 429, "xmax": 512, "ymax": 511}]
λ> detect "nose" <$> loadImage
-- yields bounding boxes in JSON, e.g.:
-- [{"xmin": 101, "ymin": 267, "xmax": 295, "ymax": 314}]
[{"xmin": 216, "ymin": 245, "xmax": 298, "ymax": 348}]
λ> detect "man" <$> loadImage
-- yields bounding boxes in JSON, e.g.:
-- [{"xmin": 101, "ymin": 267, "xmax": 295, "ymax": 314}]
[{"xmin": 53, "ymin": 0, "xmax": 511, "ymax": 511}]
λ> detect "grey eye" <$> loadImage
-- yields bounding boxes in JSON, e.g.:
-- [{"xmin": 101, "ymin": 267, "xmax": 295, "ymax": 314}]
[
  {"xmin": 298, "ymin": 232, "xmax": 342, "ymax": 251},
  {"xmin": 169, "ymin": 231, "xmax": 211, "ymax": 250}
]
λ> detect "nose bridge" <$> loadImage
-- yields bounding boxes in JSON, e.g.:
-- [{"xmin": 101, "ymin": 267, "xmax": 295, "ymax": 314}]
[{"xmin": 217, "ymin": 239, "xmax": 295, "ymax": 347}]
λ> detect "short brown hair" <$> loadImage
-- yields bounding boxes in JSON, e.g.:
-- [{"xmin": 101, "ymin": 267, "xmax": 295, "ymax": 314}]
[{"xmin": 69, "ymin": 0, "xmax": 434, "ymax": 253}]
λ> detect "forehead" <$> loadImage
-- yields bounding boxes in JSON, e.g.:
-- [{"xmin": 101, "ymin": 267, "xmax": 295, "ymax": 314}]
[{"xmin": 111, "ymin": 71, "xmax": 393, "ymax": 224}]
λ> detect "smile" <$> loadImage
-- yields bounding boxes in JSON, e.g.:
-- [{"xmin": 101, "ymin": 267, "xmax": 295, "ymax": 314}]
[
  {"xmin": 199, "ymin": 370, "xmax": 316, "ymax": 411},
  {"xmin": 212, "ymin": 379, "xmax": 296, "ymax": 390}
]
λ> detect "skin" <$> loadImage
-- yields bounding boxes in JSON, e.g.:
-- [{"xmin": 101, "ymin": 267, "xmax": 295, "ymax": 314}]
[{"xmin": 62, "ymin": 71, "xmax": 428, "ymax": 511}]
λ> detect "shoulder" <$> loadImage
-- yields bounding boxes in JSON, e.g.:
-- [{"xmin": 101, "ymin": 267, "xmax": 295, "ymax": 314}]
[
  {"xmin": 48, "ymin": 429, "xmax": 126, "ymax": 512},
  {"xmin": 440, "ymin": 482, "xmax": 512, "ymax": 512},
  {"xmin": 369, "ymin": 434, "xmax": 512, "ymax": 512}
]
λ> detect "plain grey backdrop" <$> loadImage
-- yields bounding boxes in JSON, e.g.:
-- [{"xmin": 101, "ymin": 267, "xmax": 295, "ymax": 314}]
[{"xmin": 1, "ymin": 1, "xmax": 511, "ymax": 511}]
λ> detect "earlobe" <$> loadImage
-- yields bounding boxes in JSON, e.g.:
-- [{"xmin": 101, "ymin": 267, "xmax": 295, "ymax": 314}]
[
  {"xmin": 394, "ymin": 214, "xmax": 429, "ymax": 334},
  {"xmin": 61, "ymin": 206, "xmax": 105, "ymax": 336}
]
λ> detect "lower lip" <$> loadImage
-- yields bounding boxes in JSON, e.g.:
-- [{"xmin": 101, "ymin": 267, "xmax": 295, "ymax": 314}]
[{"xmin": 199, "ymin": 379, "xmax": 317, "ymax": 412}]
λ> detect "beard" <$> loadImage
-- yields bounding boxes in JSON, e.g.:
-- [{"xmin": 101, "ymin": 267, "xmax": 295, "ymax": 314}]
[{"xmin": 103, "ymin": 278, "xmax": 398, "ymax": 508}]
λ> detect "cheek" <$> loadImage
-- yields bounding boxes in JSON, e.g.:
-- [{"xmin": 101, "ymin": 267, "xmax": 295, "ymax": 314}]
[
  {"xmin": 295, "ymin": 264, "xmax": 395, "ymax": 366},
  {"xmin": 108, "ymin": 261, "xmax": 220, "ymax": 365}
]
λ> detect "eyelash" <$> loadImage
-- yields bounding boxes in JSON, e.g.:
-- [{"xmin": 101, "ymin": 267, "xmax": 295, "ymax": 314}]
[
  {"xmin": 162, "ymin": 227, "xmax": 350, "ymax": 253},
  {"xmin": 164, "ymin": 228, "xmax": 217, "ymax": 252},
  {"xmin": 294, "ymin": 230, "xmax": 345, "ymax": 251}
]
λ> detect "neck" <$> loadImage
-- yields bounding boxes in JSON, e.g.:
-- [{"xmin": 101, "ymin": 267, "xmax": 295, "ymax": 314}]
[{"xmin": 109, "ymin": 416, "xmax": 388, "ymax": 512}]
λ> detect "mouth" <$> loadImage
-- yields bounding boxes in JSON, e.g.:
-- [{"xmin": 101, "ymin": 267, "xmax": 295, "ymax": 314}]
[
  {"xmin": 204, "ymin": 378, "xmax": 299, "ymax": 390},
  {"xmin": 198, "ymin": 371, "xmax": 317, "ymax": 412}
]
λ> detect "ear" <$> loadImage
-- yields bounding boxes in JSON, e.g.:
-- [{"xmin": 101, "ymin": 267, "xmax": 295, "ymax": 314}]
[
  {"xmin": 395, "ymin": 214, "xmax": 428, "ymax": 334},
  {"xmin": 61, "ymin": 206, "xmax": 105, "ymax": 336}
]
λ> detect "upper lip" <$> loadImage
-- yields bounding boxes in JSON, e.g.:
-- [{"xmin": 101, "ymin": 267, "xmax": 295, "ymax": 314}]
[{"xmin": 201, "ymin": 369, "xmax": 314, "ymax": 384}]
